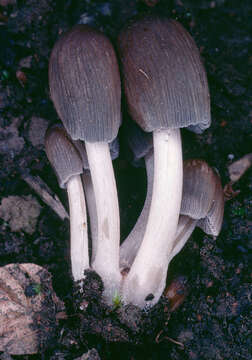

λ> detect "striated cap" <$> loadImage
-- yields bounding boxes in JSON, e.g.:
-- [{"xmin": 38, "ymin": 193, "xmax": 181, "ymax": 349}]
[
  {"xmin": 197, "ymin": 171, "xmax": 224, "ymax": 236},
  {"xmin": 49, "ymin": 25, "xmax": 121, "ymax": 143},
  {"xmin": 118, "ymin": 16, "xmax": 210, "ymax": 133},
  {"xmin": 181, "ymin": 159, "xmax": 224, "ymax": 236},
  {"xmin": 45, "ymin": 124, "xmax": 83, "ymax": 189}
]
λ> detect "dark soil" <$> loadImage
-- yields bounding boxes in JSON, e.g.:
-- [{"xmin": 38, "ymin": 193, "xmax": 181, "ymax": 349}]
[{"xmin": 0, "ymin": 0, "xmax": 251, "ymax": 359}]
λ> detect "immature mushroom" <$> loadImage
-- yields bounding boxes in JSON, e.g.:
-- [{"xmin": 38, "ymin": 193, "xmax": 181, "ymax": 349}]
[
  {"xmin": 169, "ymin": 159, "xmax": 224, "ymax": 261},
  {"xmin": 118, "ymin": 16, "xmax": 210, "ymax": 307},
  {"xmin": 49, "ymin": 25, "xmax": 121, "ymax": 301},
  {"xmin": 120, "ymin": 156, "xmax": 224, "ymax": 270},
  {"xmin": 45, "ymin": 125, "xmax": 89, "ymax": 282}
]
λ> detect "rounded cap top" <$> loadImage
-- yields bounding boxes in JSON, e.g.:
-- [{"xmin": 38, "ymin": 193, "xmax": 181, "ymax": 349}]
[
  {"xmin": 45, "ymin": 125, "xmax": 83, "ymax": 188},
  {"xmin": 181, "ymin": 159, "xmax": 224, "ymax": 236},
  {"xmin": 118, "ymin": 16, "xmax": 210, "ymax": 133},
  {"xmin": 49, "ymin": 25, "xmax": 121, "ymax": 142}
]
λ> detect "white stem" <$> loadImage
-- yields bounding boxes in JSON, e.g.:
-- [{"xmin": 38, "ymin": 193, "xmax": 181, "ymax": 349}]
[
  {"xmin": 85, "ymin": 141, "xmax": 121, "ymax": 303},
  {"xmin": 120, "ymin": 151, "xmax": 154, "ymax": 270},
  {"xmin": 169, "ymin": 215, "xmax": 197, "ymax": 261},
  {"xmin": 120, "ymin": 156, "xmax": 196, "ymax": 271},
  {"xmin": 82, "ymin": 171, "xmax": 98, "ymax": 260},
  {"xmin": 122, "ymin": 129, "xmax": 183, "ymax": 308},
  {"xmin": 66, "ymin": 175, "xmax": 89, "ymax": 282}
]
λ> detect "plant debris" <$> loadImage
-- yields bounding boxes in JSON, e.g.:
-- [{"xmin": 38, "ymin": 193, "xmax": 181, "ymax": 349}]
[
  {"xmin": 0, "ymin": 263, "xmax": 64, "ymax": 355},
  {"xmin": 228, "ymin": 153, "xmax": 252, "ymax": 183}
]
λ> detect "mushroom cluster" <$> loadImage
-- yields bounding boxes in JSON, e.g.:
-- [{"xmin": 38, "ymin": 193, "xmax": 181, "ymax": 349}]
[{"xmin": 46, "ymin": 17, "xmax": 224, "ymax": 308}]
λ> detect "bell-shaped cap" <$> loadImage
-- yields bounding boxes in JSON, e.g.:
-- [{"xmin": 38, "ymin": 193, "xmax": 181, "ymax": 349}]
[
  {"xmin": 118, "ymin": 16, "xmax": 210, "ymax": 133},
  {"xmin": 45, "ymin": 124, "xmax": 83, "ymax": 188},
  {"xmin": 49, "ymin": 25, "xmax": 121, "ymax": 143},
  {"xmin": 181, "ymin": 159, "xmax": 224, "ymax": 236}
]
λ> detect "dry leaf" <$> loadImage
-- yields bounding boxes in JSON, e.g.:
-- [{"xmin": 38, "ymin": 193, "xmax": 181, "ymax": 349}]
[
  {"xmin": 0, "ymin": 263, "xmax": 64, "ymax": 355},
  {"xmin": 164, "ymin": 276, "xmax": 188, "ymax": 312},
  {"xmin": 228, "ymin": 153, "xmax": 252, "ymax": 182}
]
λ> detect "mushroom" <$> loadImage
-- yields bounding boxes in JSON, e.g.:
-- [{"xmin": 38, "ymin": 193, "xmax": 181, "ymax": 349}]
[
  {"xmin": 169, "ymin": 159, "xmax": 224, "ymax": 261},
  {"xmin": 118, "ymin": 16, "xmax": 211, "ymax": 307},
  {"xmin": 44, "ymin": 124, "xmax": 89, "ymax": 282},
  {"xmin": 120, "ymin": 156, "xmax": 224, "ymax": 272},
  {"xmin": 73, "ymin": 138, "xmax": 120, "ymax": 267},
  {"xmin": 49, "ymin": 25, "xmax": 122, "ymax": 301}
]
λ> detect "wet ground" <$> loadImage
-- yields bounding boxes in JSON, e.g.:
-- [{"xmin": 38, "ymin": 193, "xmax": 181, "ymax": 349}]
[{"xmin": 0, "ymin": 0, "xmax": 251, "ymax": 359}]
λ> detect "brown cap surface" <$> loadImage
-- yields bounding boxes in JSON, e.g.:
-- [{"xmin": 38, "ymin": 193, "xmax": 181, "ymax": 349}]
[
  {"xmin": 181, "ymin": 159, "xmax": 224, "ymax": 236},
  {"xmin": 118, "ymin": 16, "xmax": 210, "ymax": 133},
  {"xmin": 49, "ymin": 25, "xmax": 121, "ymax": 142},
  {"xmin": 197, "ymin": 171, "xmax": 224, "ymax": 236},
  {"xmin": 45, "ymin": 125, "xmax": 83, "ymax": 188}
]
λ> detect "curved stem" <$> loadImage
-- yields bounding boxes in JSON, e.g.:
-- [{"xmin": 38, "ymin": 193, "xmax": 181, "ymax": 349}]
[
  {"xmin": 120, "ymin": 151, "xmax": 154, "ymax": 270},
  {"xmin": 122, "ymin": 129, "xmax": 183, "ymax": 308},
  {"xmin": 85, "ymin": 141, "xmax": 121, "ymax": 302},
  {"xmin": 67, "ymin": 175, "xmax": 89, "ymax": 282},
  {"xmin": 169, "ymin": 215, "xmax": 197, "ymax": 260},
  {"xmin": 120, "ymin": 157, "xmax": 197, "ymax": 272}
]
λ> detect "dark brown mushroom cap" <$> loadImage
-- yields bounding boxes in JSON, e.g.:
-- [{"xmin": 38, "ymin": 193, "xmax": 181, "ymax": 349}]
[
  {"xmin": 181, "ymin": 159, "xmax": 224, "ymax": 236},
  {"xmin": 45, "ymin": 125, "xmax": 83, "ymax": 189},
  {"xmin": 118, "ymin": 16, "xmax": 210, "ymax": 133},
  {"xmin": 49, "ymin": 25, "xmax": 121, "ymax": 142}
]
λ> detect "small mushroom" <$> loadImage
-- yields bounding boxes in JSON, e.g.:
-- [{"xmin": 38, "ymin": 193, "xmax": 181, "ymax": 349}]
[
  {"xmin": 118, "ymin": 16, "xmax": 210, "ymax": 307},
  {"xmin": 49, "ymin": 25, "xmax": 122, "ymax": 301},
  {"xmin": 170, "ymin": 159, "xmax": 224, "ymax": 261},
  {"xmin": 45, "ymin": 124, "xmax": 89, "ymax": 282},
  {"xmin": 120, "ymin": 157, "xmax": 224, "ymax": 271}
]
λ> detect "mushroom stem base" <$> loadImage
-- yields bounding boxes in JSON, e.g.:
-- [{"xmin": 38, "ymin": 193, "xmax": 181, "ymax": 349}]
[
  {"xmin": 122, "ymin": 128, "xmax": 183, "ymax": 308},
  {"xmin": 85, "ymin": 141, "xmax": 121, "ymax": 303}
]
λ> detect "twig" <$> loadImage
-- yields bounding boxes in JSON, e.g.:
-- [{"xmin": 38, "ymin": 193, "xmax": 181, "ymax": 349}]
[
  {"xmin": 21, "ymin": 173, "xmax": 69, "ymax": 221},
  {"xmin": 155, "ymin": 329, "xmax": 184, "ymax": 348}
]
